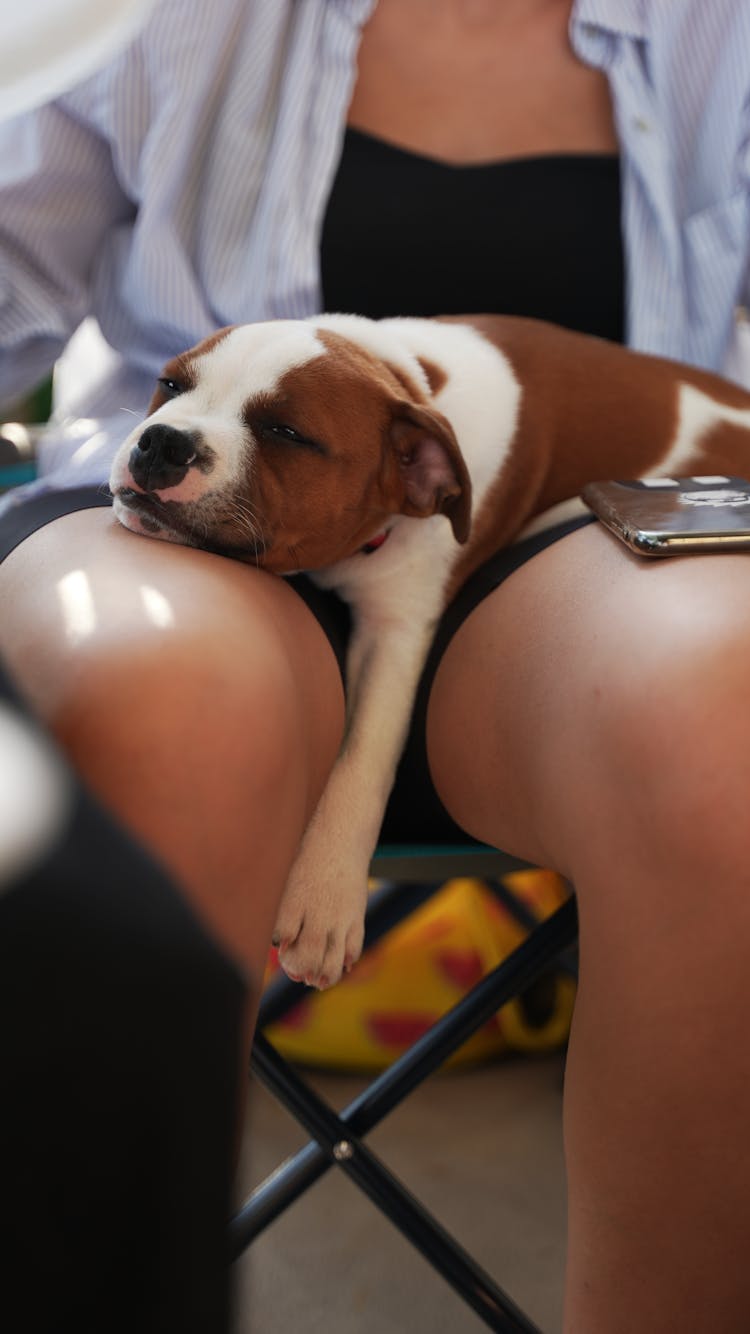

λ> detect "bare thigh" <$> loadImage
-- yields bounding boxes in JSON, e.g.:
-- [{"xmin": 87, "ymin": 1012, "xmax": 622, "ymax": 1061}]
[{"xmin": 426, "ymin": 519, "xmax": 750, "ymax": 879}]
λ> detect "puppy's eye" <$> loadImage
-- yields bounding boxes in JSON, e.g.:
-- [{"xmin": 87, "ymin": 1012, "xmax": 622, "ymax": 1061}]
[
  {"xmin": 157, "ymin": 377, "xmax": 185, "ymax": 399},
  {"xmin": 265, "ymin": 422, "xmax": 307, "ymax": 444},
  {"xmin": 261, "ymin": 422, "xmax": 326, "ymax": 454}
]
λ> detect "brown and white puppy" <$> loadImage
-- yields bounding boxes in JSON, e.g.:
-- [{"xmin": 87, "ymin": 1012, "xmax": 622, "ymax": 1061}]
[{"xmin": 110, "ymin": 313, "xmax": 750, "ymax": 987}]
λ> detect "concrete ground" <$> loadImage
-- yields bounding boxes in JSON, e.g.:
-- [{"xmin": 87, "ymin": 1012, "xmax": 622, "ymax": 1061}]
[{"xmin": 233, "ymin": 1053, "xmax": 568, "ymax": 1333}]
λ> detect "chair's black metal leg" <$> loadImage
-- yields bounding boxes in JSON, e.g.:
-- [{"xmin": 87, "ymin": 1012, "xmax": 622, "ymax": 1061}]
[
  {"xmin": 248, "ymin": 1032, "xmax": 542, "ymax": 1334},
  {"xmin": 233, "ymin": 898, "xmax": 577, "ymax": 1250},
  {"xmin": 486, "ymin": 877, "xmax": 543, "ymax": 932},
  {"xmin": 232, "ymin": 1136, "xmax": 325, "ymax": 1242}
]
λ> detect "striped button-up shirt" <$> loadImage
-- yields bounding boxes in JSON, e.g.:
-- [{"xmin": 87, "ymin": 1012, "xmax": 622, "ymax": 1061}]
[{"xmin": 1, "ymin": 0, "xmax": 749, "ymax": 497}]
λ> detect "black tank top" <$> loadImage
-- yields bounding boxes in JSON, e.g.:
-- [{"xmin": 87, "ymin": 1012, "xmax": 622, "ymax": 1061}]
[{"xmin": 320, "ymin": 127, "xmax": 624, "ymax": 342}]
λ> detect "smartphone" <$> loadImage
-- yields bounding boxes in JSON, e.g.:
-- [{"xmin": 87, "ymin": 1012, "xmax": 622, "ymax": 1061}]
[{"xmin": 581, "ymin": 476, "xmax": 750, "ymax": 556}]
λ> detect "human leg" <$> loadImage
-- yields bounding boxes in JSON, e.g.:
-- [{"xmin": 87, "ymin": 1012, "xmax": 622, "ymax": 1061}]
[
  {"xmin": 0, "ymin": 505, "xmax": 345, "ymax": 986},
  {"xmin": 0, "ymin": 658, "xmax": 245, "ymax": 1333},
  {"xmin": 426, "ymin": 521, "xmax": 750, "ymax": 1332}
]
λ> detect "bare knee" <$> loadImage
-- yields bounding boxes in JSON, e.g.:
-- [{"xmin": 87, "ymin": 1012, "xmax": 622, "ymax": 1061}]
[
  {"xmin": 72, "ymin": 628, "xmax": 344, "ymax": 975},
  {"xmin": 0, "ymin": 515, "xmax": 345, "ymax": 972},
  {"xmin": 430, "ymin": 533, "xmax": 750, "ymax": 896},
  {"xmin": 2, "ymin": 515, "xmax": 344, "ymax": 807},
  {"xmin": 55, "ymin": 619, "xmax": 313, "ymax": 806},
  {"xmin": 477, "ymin": 538, "xmax": 750, "ymax": 891}
]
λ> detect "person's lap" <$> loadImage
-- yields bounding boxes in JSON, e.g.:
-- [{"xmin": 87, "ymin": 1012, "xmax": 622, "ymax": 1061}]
[{"xmin": 4, "ymin": 495, "xmax": 750, "ymax": 885}]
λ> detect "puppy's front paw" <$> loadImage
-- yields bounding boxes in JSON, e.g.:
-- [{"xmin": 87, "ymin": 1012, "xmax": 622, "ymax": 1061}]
[{"xmin": 272, "ymin": 855, "xmax": 367, "ymax": 990}]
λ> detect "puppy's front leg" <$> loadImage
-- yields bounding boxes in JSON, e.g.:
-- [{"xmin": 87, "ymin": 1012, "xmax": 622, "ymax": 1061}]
[{"xmin": 273, "ymin": 609, "xmax": 438, "ymax": 989}]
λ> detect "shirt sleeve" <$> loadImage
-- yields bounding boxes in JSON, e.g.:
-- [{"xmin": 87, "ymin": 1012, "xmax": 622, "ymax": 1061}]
[
  {"xmin": 0, "ymin": 96, "xmax": 135, "ymax": 406},
  {"xmin": 721, "ymin": 89, "xmax": 750, "ymax": 387}
]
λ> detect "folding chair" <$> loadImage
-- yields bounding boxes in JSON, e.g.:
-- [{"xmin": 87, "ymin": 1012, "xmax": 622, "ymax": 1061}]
[{"xmin": 233, "ymin": 845, "xmax": 578, "ymax": 1334}]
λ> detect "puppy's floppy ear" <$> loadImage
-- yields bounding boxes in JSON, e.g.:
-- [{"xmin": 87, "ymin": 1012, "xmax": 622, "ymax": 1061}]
[{"xmin": 386, "ymin": 402, "xmax": 472, "ymax": 543}]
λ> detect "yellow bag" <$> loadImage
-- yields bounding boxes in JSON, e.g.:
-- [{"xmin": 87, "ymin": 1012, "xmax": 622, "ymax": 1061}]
[{"xmin": 264, "ymin": 870, "xmax": 575, "ymax": 1072}]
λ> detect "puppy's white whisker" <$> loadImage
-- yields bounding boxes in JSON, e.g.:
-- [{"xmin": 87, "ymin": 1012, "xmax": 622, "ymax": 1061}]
[
  {"xmin": 223, "ymin": 495, "xmax": 264, "ymax": 545},
  {"xmin": 228, "ymin": 494, "xmax": 262, "ymax": 528}
]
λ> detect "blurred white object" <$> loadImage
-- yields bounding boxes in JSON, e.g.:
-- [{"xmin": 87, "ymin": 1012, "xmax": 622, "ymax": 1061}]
[
  {"xmin": 0, "ymin": 702, "xmax": 72, "ymax": 893},
  {"xmin": 0, "ymin": 0, "xmax": 158, "ymax": 120}
]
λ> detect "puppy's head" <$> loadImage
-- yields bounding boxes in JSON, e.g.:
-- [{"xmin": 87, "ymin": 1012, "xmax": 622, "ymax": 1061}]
[{"xmin": 109, "ymin": 318, "xmax": 471, "ymax": 572}]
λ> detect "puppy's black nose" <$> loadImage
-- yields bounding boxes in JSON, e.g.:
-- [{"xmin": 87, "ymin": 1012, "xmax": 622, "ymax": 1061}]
[{"xmin": 129, "ymin": 424, "xmax": 198, "ymax": 492}]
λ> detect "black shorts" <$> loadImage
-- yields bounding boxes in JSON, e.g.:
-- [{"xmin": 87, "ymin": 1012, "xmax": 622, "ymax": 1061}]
[{"xmin": 0, "ymin": 486, "xmax": 595, "ymax": 845}]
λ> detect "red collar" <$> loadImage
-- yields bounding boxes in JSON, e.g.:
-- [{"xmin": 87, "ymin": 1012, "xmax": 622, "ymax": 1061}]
[{"xmin": 360, "ymin": 528, "xmax": 391, "ymax": 555}]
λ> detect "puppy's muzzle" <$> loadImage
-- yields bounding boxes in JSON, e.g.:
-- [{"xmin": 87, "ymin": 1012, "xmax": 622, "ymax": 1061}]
[{"xmin": 129, "ymin": 423, "xmax": 199, "ymax": 492}]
